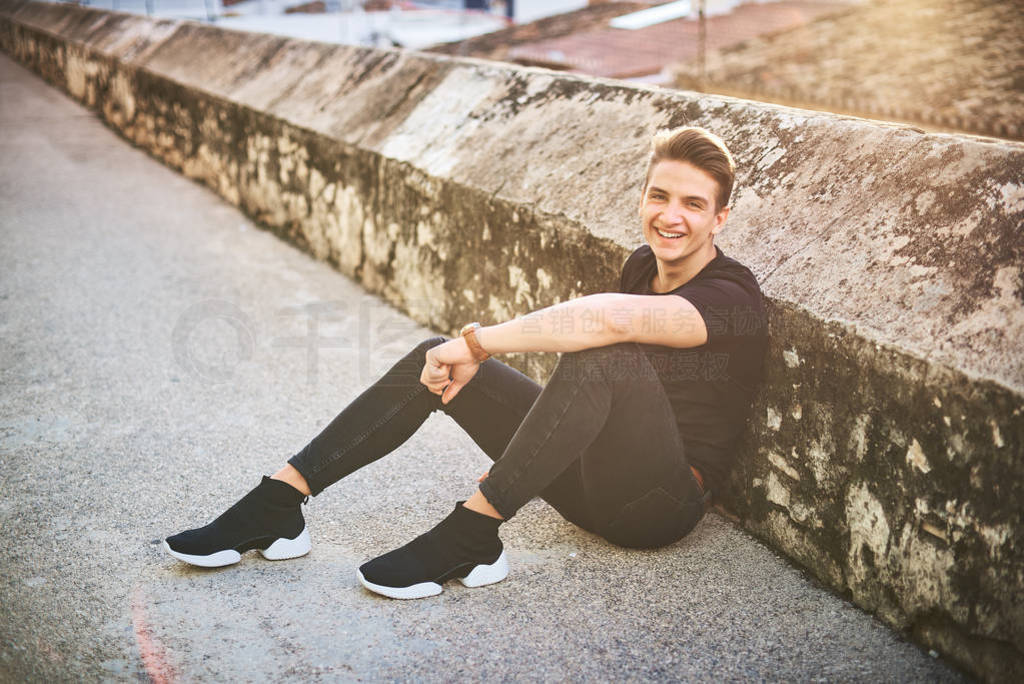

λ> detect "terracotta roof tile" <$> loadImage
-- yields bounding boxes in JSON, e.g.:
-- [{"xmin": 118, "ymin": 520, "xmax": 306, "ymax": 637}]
[
  {"xmin": 428, "ymin": 2, "xmax": 655, "ymax": 58},
  {"xmin": 505, "ymin": 1, "xmax": 855, "ymax": 78}
]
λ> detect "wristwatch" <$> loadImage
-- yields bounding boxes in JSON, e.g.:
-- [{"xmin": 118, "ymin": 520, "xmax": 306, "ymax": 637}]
[{"xmin": 459, "ymin": 322, "xmax": 491, "ymax": 362}]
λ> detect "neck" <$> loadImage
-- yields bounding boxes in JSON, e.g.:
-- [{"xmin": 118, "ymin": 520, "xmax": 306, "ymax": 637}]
[{"xmin": 652, "ymin": 244, "xmax": 717, "ymax": 293}]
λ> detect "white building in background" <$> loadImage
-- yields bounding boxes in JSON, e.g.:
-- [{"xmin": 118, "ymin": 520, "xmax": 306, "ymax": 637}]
[{"xmin": 55, "ymin": 0, "xmax": 591, "ymax": 48}]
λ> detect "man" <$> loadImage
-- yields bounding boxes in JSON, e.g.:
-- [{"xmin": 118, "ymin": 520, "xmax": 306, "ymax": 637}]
[{"xmin": 165, "ymin": 126, "xmax": 768, "ymax": 600}]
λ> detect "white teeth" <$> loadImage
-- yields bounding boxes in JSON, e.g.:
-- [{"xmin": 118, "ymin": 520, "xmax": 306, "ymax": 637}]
[{"xmin": 656, "ymin": 229, "xmax": 682, "ymax": 239}]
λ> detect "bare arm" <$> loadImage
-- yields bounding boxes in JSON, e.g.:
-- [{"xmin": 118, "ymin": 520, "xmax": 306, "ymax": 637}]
[
  {"xmin": 423, "ymin": 292, "xmax": 708, "ymax": 403},
  {"xmin": 478, "ymin": 292, "xmax": 708, "ymax": 354}
]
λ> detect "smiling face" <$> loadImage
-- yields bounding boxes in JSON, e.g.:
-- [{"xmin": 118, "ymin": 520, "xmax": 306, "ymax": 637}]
[{"xmin": 641, "ymin": 159, "xmax": 730, "ymax": 278}]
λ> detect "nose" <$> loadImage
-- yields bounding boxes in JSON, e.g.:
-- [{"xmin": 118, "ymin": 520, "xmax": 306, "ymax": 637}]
[{"xmin": 663, "ymin": 201, "xmax": 685, "ymax": 224}]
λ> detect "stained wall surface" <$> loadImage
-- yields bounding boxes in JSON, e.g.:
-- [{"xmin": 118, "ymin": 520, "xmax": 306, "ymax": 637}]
[{"xmin": 1, "ymin": 1, "xmax": 1021, "ymax": 679}]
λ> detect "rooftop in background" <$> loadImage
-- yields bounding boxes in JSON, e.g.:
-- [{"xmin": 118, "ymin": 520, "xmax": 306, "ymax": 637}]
[
  {"xmin": 428, "ymin": 1, "xmax": 655, "ymax": 58},
  {"xmin": 608, "ymin": 0, "xmax": 750, "ymax": 30},
  {"xmin": 217, "ymin": 1, "xmax": 509, "ymax": 49},
  {"xmin": 432, "ymin": 0, "xmax": 860, "ymax": 82},
  {"xmin": 46, "ymin": 0, "xmax": 592, "ymax": 48},
  {"xmin": 667, "ymin": 0, "xmax": 1024, "ymax": 141}
]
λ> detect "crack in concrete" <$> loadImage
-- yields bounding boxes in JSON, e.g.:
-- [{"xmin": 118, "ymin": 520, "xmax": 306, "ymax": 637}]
[
  {"xmin": 263, "ymin": 47, "xmax": 337, "ymax": 114},
  {"xmin": 380, "ymin": 70, "xmax": 427, "ymax": 122}
]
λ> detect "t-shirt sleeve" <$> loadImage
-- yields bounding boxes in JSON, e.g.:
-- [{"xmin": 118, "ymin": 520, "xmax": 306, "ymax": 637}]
[
  {"xmin": 677, "ymin": 276, "xmax": 765, "ymax": 345},
  {"xmin": 618, "ymin": 246, "xmax": 649, "ymax": 294}
]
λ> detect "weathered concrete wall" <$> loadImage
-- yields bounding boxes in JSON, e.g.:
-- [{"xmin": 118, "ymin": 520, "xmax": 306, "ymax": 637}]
[{"xmin": 1, "ymin": 1, "xmax": 1020, "ymax": 679}]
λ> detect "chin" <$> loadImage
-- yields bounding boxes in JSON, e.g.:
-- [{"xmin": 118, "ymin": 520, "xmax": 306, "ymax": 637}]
[{"xmin": 649, "ymin": 238, "xmax": 690, "ymax": 261}]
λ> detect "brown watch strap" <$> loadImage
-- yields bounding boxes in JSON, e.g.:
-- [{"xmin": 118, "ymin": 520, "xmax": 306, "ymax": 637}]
[{"xmin": 460, "ymin": 322, "xmax": 491, "ymax": 362}]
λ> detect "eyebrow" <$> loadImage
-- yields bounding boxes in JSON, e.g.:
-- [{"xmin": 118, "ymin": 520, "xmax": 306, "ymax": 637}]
[{"xmin": 648, "ymin": 185, "xmax": 710, "ymax": 204}]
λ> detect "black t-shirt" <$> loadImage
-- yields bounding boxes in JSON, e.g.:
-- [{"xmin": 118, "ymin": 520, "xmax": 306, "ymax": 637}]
[{"xmin": 618, "ymin": 245, "xmax": 768, "ymax": 495}]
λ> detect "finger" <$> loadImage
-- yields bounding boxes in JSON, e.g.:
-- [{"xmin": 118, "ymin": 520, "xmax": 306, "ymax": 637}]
[
  {"xmin": 441, "ymin": 378, "xmax": 465, "ymax": 405},
  {"xmin": 422, "ymin": 362, "xmax": 443, "ymax": 385},
  {"xmin": 422, "ymin": 363, "xmax": 450, "ymax": 388},
  {"xmin": 476, "ymin": 471, "xmax": 489, "ymax": 483}
]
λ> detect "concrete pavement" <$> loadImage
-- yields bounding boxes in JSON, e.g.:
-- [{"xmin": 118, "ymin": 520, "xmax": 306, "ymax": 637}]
[{"xmin": 0, "ymin": 52, "xmax": 963, "ymax": 681}]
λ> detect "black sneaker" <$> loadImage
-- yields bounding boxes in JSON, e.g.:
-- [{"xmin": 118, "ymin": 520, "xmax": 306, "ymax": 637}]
[
  {"xmin": 357, "ymin": 502, "xmax": 508, "ymax": 599},
  {"xmin": 164, "ymin": 476, "xmax": 311, "ymax": 567}
]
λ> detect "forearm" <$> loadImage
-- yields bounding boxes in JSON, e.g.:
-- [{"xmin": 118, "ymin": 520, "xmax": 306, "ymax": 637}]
[{"xmin": 475, "ymin": 293, "xmax": 629, "ymax": 355}]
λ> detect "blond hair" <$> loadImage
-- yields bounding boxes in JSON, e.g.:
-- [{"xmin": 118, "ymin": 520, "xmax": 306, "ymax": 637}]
[{"xmin": 645, "ymin": 126, "xmax": 736, "ymax": 210}]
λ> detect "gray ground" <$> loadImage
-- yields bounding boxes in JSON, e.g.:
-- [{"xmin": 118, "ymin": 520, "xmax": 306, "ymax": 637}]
[{"xmin": 0, "ymin": 51, "xmax": 964, "ymax": 681}]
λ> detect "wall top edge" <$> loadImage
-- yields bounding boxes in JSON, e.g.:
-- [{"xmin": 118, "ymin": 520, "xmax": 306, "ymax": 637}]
[{"xmin": 3, "ymin": 0, "xmax": 1022, "ymax": 394}]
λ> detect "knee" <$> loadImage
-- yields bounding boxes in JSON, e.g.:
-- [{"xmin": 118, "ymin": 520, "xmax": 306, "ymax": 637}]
[
  {"xmin": 568, "ymin": 342, "xmax": 643, "ymax": 363},
  {"xmin": 557, "ymin": 343, "xmax": 647, "ymax": 378},
  {"xmin": 413, "ymin": 335, "xmax": 449, "ymax": 356},
  {"xmin": 552, "ymin": 342, "xmax": 655, "ymax": 385}
]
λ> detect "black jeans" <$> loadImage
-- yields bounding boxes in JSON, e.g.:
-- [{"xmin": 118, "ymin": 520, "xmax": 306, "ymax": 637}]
[{"xmin": 288, "ymin": 338, "xmax": 706, "ymax": 548}]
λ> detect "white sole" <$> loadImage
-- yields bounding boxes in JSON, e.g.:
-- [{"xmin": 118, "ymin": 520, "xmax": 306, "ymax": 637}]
[
  {"xmin": 164, "ymin": 527, "xmax": 311, "ymax": 567},
  {"xmin": 260, "ymin": 527, "xmax": 311, "ymax": 560},
  {"xmin": 460, "ymin": 550, "xmax": 509, "ymax": 587},
  {"xmin": 356, "ymin": 550, "xmax": 509, "ymax": 599}
]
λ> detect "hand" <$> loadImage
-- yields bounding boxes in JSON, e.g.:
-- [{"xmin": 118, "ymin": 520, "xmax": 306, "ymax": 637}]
[
  {"xmin": 477, "ymin": 471, "xmax": 489, "ymax": 483},
  {"xmin": 420, "ymin": 338, "xmax": 481, "ymax": 404},
  {"xmin": 420, "ymin": 349, "xmax": 452, "ymax": 396},
  {"xmin": 442, "ymin": 359, "xmax": 480, "ymax": 404}
]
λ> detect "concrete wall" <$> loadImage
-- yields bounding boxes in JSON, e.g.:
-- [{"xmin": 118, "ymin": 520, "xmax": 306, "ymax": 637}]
[{"xmin": 1, "ymin": 1, "xmax": 1021, "ymax": 679}]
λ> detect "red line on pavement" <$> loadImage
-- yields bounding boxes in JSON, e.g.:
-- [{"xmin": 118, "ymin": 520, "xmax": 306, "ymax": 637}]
[{"xmin": 131, "ymin": 585, "xmax": 176, "ymax": 684}]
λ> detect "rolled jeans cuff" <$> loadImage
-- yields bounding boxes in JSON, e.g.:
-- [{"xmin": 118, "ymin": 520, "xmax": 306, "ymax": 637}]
[{"xmin": 478, "ymin": 475, "xmax": 517, "ymax": 521}]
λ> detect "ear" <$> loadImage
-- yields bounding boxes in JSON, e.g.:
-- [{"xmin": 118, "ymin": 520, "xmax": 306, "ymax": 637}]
[{"xmin": 711, "ymin": 206, "xmax": 729, "ymax": 234}]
